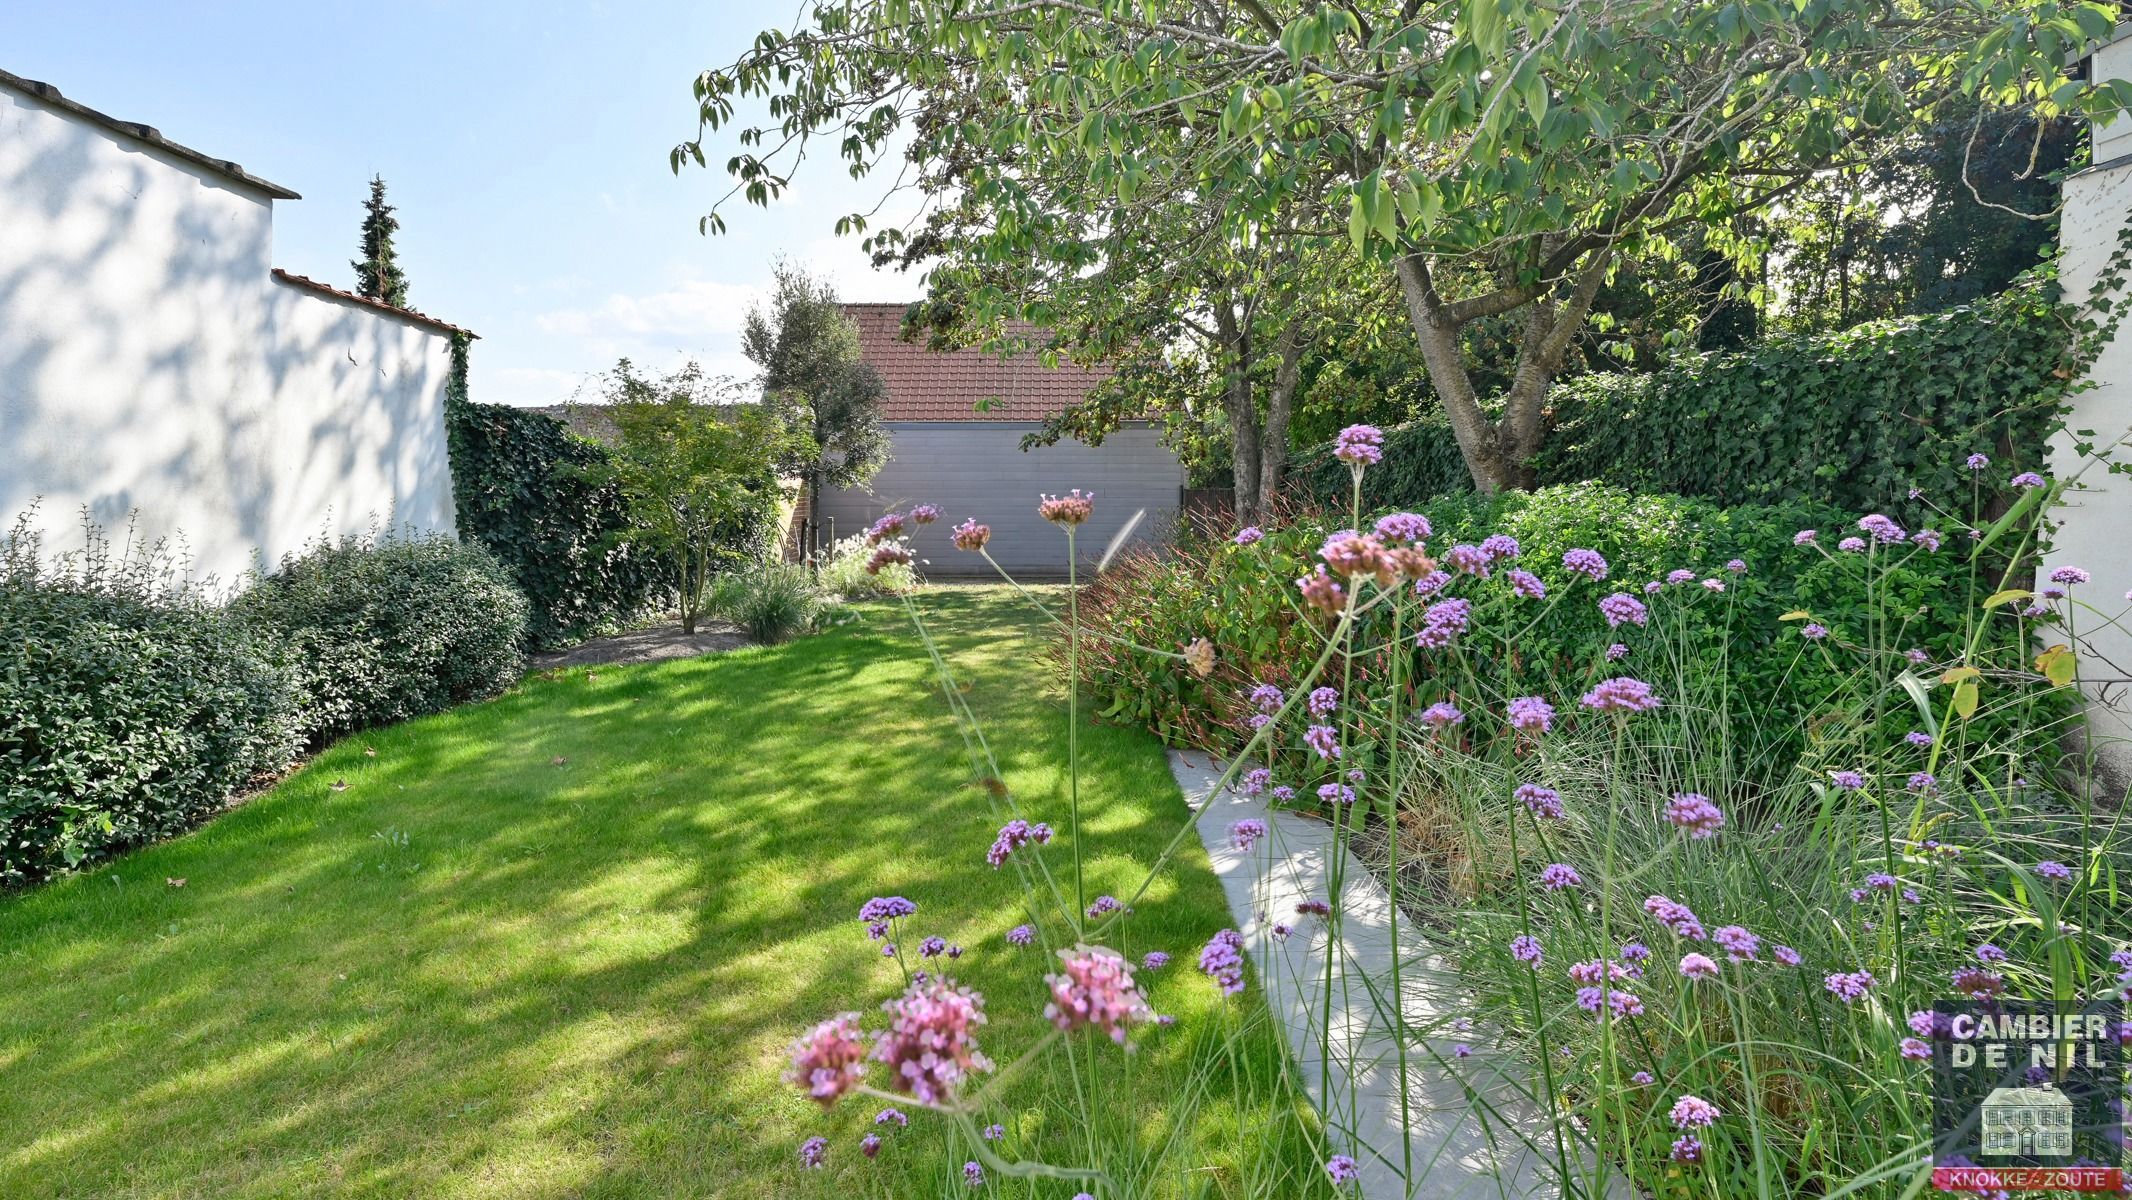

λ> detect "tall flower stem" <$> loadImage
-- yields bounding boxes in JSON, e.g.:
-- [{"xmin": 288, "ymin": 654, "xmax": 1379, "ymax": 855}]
[{"xmin": 1067, "ymin": 527, "xmax": 1085, "ymax": 925}]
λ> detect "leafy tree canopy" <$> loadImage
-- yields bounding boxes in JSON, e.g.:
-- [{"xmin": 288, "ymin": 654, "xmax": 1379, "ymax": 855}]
[{"xmin": 678, "ymin": 0, "xmax": 2131, "ymax": 492}]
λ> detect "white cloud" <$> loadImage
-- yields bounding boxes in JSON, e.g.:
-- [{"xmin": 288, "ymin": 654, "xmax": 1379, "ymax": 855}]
[
  {"xmin": 478, "ymin": 365, "xmax": 601, "ymax": 409},
  {"xmin": 535, "ymin": 277, "xmax": 765, "ymax": 341}
]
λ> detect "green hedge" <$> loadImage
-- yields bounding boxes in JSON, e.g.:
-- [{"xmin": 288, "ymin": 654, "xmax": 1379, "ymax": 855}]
[
  {"xmin": 1, "ymin": 527, "xmax": 299, "ymax": 887},
  {"xmin": 232, "ymin": 532, "xmax": 529, "ymax": 746},
  {"xmin": 443, "ymin": 343, "xmax": 666, "ymax": 647},
  {"xmin": 1298, "ymin": 285, "xmax": 2073, "ymax": 517}
]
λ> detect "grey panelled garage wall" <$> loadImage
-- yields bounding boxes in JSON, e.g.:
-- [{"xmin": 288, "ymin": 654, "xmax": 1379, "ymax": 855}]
[{"xmin": 820, "ymin": 422, "xmax": 1185, "ymax": 575}]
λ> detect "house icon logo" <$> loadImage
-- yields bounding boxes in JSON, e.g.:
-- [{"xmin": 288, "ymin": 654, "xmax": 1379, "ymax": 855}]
[{"xmin": 1979, "ymin": 1084, "xmax": 2074, "ymax": 1159}]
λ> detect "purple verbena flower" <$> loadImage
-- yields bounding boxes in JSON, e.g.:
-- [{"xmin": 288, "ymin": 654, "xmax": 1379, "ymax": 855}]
[
  {"xmin": 2013, "ymin": 471, "xmax": 2046, "ymax": 489},
  {"xmin": 1419, "ymin": 702, "xmax": 1464, "ymax": 729},
  {"xmin": 1230, "ymin": 818, "xmax": 1269, "ymax": 852},
  {"xmin": 1831, "ymin": 770, "xmax": 1865, "ymax": 790},
  {"xmin": 1510, "ymin": 934, "xmax": 1543, "ymax": 965},
  {"xmin": 1325, "ymin": 1154, "xmax": 1360, "ymax": 1186},
  {"xmin": 1332, "ymin": 425, "xmax": 1385, "ymax": 467},
  {"xmin": 987, "ymin": 819, "xmax": 1054, "ymax": 868},
  {"xmin": 1679, "ymin": 953, "xmax": 1720, "ymax": 980},
  {"xmin": 1858, "ymin": 514, "xmax": 1907, "ymax": 544},
  {"xmin": 1085, "ymin": 895, "xmax": 1123, "ymax": 918},
  {"xmin": 1824, "ymin": 969, "xmax": 1877, "ymax": 1002},
  {"xmin": 2051, "ymin": 565, "xmax": 2091, "ymax": 585},
  {"xmin": 1537, "ymin": 863, "xmax": 1583, "ymax": 891},
  {"xmin": 1233, "ymin": 526, "xmax": 1264, "ymax": 546},
  {"xmin": 1665, "ymin": 792, "xmax": 1725, "ymax": 838},
  {"xmin": 1967, "ymin": 453, "xmax": 1990, "ymax": 470},
  {"xmin": 1307, "ymin": 686, "xmax": 1339, "ymax": 717},
  {"xmin": 1445, "ymin": 543, "xmax": 1491, "ymax": 576},
  {"xmin": 1006, "ymin": 924, "xmax": 1035, "ymax": 946},
  {"xmin": 1599, "ymin": 592, "xmax": 1649, "ymax": 628},
  {"xmin": 1507, "ymin": 696, "xmax": 1555, "ymax": 734},
  {"xmin": 1143, "ymin": 951, "xmax": 1170, "ymax": 970},
  {"xmin": 1516, "ymin": 783, "xmax": 1564, "ymax": 819},
  {"xmin": 1562, "ymin": 548, "xmax": 1609, "ymax": 580},
  {"xmin": 1669, "ymin": 1094, "xmax": 1721, "ymax": 1129},
  {"xmin": 1507, "ymin": 568, "xmax": 1546, "ymax": 599},
  {"xmin": 1838, "ymin": 537, "xmax": 1867, "ymax": 553},
  {"xmin": 1304, "ymin": 724, "xmax": 1342, "ymax": 759},
  {"xmin": 963, "ymin": 1161, "xmax": 984, "ymax": 1188},
  {"xmin": 1317, "ymin": 782, "xmax": 1356, "ymax": 805},
  {"xmin": 2036, "ymin": 859, "xmax": 2073, "ymax": 881},
  {"xmin": 1671, "ymin": 1135, "xmax": 1703, "ymax": 1164},
  {"xmin": 799, "ymin": 1135, "xmax": 829, "ymax": 1169},
  {"xmin": 1200, "ymin": 929, "xmax": 1247, "ymax": 995},
  {"xmin": 1581, "ymin": 677, "xmax": 1659, "ymax": 713},
  {"xmin": 1713, "ymin": 925, "xmax": 1760, "ymax": 961},
  {"xmin": 1375, "ymin": 512, "xmax": 1431, "ymax": 543}
]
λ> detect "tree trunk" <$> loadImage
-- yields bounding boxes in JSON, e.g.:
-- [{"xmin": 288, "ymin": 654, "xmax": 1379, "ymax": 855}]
[
  {"xmin": 1392, "ymin": 251, "xmax": 1611, "ymax": 494},
  {"xmin": 1213, "ymin": 298, "xmax": 1264, "ymax": 525},
  {"xmin": 1257, "ymin": 323, "xmax": 1304, "ymax": 515},
  {"xmin": 1391, "ymin": 255, "xmax": 1518, "ymax": 493}
]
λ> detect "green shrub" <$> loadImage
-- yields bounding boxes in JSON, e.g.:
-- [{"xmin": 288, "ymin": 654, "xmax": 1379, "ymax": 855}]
[
  {"xmin": 708, "ymin": 564, "xmax": 832, "ymax": 644},
  {"xmin": 816, "ymin": 533, "xmax": 918, "ymax": 596},
  {"xmin": 233, "ymin": 531, "xmax": 529, "ymax": 745},
  {"xmin": 1296, "ymin": 283, "xmax": 2073, "ymax": 520},
  {"xmin": 1078, "ymin": 483, "xmax": 2015, "ymax": 774},
  {"xmin": 1, "ymin": 518, "xmax": 299, "ymax": 886},
  {"xmin": 444, "ymin": 383, "xmax": 668, "ymax": 648}
]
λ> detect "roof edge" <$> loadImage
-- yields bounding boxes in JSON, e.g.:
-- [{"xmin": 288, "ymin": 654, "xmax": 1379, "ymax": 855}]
[
  {"xmin": 272, "ymin": 270, "xmax": 478, "ymax": 339},
  {"xmin": 0, "ymin": 67, "xmax": 302, "ymax": 200}
]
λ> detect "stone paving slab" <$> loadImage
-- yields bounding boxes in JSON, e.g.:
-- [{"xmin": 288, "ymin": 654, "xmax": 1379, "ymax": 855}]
[{"xmin": 1168, "ymin": 749, "xmax": 1621, "ymax": 1200}]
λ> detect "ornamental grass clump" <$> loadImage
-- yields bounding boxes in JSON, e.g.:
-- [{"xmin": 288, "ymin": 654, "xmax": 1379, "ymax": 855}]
[{"xmin": 771, "ymin": 432, "xmax": 2130, "ymax": 1196}]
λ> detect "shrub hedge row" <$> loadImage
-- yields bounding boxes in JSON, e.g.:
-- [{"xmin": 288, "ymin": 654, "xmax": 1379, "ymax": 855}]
[
  {"xmin": 443, "ymin": 363, "xmax": 667, "ymax": 648},
  {"xmin": 2, "ymin": 523, "xmax": 529, "ymax": 886},
  {"xmin": 1299, "ymin": 284, "xmax": 2073, "ymax": 518}
]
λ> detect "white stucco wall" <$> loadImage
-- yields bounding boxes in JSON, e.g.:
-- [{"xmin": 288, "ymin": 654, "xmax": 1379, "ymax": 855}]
[
  {"xmin": 2054, "ymin": 62, "xmax": 2132, "ymax": 788},
  {"xmin": 0, "ymin": 82, "xmax": 455, "ymax": 584}
]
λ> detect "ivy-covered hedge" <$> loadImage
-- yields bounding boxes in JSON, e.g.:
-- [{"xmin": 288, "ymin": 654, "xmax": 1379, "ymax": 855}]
[
  {"xmin": 1298, "ymin": 285, "xmax": 2073, "ymax": 517},
  {"xmin": 443, "ymin": 338, "xmax": 665, "ymax": 647}
]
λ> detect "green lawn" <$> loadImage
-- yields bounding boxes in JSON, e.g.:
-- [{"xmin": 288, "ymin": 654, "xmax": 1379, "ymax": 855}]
[{"xmin": 0, "ymin": 587, "xmax": 1325, "ymax": 1199}]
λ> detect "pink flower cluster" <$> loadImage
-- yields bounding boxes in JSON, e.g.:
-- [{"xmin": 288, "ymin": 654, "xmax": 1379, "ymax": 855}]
[
  {"xmin": 1038, "ymin": 490, "xmax": 1094, "ymax": 526},
  {"xmin": 786, "ymin": 1012, "xmax": 870, "ymax": 1108},
  {"xmin": 873, "ymin": 976, "xmax": 994, "ymax": 1104},
  {"xmin": 1042, "ymin": 945, "xmax": 1158, "ymax": 1044}
]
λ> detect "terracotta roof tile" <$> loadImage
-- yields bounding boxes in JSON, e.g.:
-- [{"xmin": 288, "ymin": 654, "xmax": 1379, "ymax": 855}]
[
  {"xmin": 271, "ymin": 270, "xmax": 477, "ymax": 338},
  {"xmin": 843, "ymin": 302, "xmax": 1108, "ymax": 422}
]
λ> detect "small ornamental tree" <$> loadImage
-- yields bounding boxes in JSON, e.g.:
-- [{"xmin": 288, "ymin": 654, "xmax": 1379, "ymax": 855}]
[
  {"xmin": 742, "ymin": 265, "xmax": 889, "ymax": 544},
  {"xmin": 676, "ymin": 0, "xmax": 2132, "ymax": 493},
  {"xmin": 589, "ymin": 359, "xmax": 809, "ymax": 633},
  {"xmin": 352, "ymin": 175, "xmax": 409, "ymax": 308}
]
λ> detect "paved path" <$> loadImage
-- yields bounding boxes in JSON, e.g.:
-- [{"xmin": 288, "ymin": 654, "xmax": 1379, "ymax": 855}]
[{"xmin": 1167, "ymin": 750, "xmax": 1619, "ymax": 1200}]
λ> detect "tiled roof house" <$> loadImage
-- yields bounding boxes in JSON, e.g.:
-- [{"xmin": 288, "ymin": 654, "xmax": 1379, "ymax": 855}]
[{"xmin": 818, "ymin": 303, "xmax": 1184, "ymax": 574}]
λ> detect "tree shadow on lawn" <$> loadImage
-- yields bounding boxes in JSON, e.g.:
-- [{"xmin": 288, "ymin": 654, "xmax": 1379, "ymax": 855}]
[{"xmin": 0, "ymin": 586, "xmax": 1323, "ymax": 1199}]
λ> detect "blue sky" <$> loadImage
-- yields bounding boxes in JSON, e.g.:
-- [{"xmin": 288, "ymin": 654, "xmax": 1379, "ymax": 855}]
[{"xmin": 8, "ymin": 1, "xmax": 926, "ymax": 406}]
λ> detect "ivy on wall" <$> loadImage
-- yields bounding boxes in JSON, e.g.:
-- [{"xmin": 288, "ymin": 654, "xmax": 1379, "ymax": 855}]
[
  {"xmin": 1297, "ymin": 282, "xmax": 2076, "ymax": 519},
  {"xmin": 442, "ymin": 335, "xmax": 664, "ymax": 647}
]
